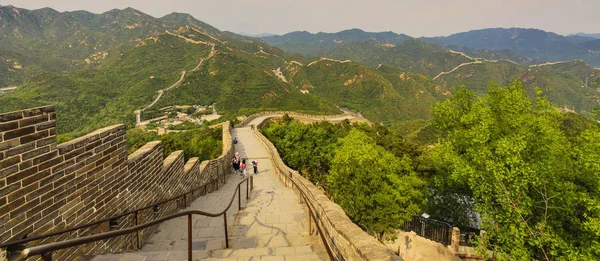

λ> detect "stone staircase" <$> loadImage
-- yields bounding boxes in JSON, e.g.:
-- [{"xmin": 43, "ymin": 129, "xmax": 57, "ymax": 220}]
[{"xmin": 90, "ymin": 128, "xmax": 326, "ymax": 261}]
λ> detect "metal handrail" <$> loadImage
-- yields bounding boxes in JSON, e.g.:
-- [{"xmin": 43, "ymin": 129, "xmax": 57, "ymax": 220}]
[
  {"xmin": 20, "ymin": 176, "xmax": 253, "ymax": 261},
  {"xmin": 0, "ymin": 175, "xmax": 225, "ymax": 250},
  {"xmin": 401, "ymin": 216, "xmax": 453, "ymax": 246}
]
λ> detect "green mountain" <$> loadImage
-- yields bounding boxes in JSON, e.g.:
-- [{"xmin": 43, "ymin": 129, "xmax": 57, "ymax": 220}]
[
  {"xmin": 261, "ymin": 29, "xmax": 539, "ymax": 78},
  {"xmin": 461, "ymin": 49, "xmax": 540, "ymax": 65},
  {"xmin": 280, "ymin": 59, "xmax": 449, "ymax": 124},
  {"xmin": 421, "ymin": 28, "xmax": 600, "ymax": 67},
  {"xmin": 0, "ymin": 5, "xmax": 221, "ymax": 87},
  {"xmin": 435, "ymin": 60, "xmax": 600, "ymax": 114},
  {"xmin": 261, "ymin": 28, "xmax": 412, "ymax": 56},
  {"xmin": 0, "ymin": 6, "xmax": 598, "ymax": 139},
  {"xmin": 0, "ymin": 33, "xmax": 212, "ymax": 134},
  {"xmin": 0, "ymin": 10, "xmax": 343, "ymax": 137},
  {"xmin": 294, "ymin": 39, "xmax": 474, "ymax": 78}
]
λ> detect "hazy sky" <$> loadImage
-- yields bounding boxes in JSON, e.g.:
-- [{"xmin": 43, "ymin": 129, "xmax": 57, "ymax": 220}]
[{"xmin": 1, "ymin": 0, "xmax": 598, "ymax": 37}]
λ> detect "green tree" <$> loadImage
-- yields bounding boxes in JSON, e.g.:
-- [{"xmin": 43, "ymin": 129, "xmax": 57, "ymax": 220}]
[
  {"xmin": 167, "ymin": 111, "xmax": 178, "ymax": 118},
  {"xmin": 327, "ymin": 129, "xmax": 424, "ymax": 240},
  {"xmin": 185, "ymin": 106, "xmax": 196, "ymax": 115},
  {"xmin": 261, "ymin": 120, "xmax": 348, "ymax": 186},
  {"xmin": 281, "ymin": 113, "xmax": 294, "ymax": 124},
  {"xmin": 427, "ymin": 80, "xmax": 600, "ymax": 260},
  {"xmin": 125, "ymin": 127, "xmax": 222, "ymax": 161},
  {"xmin": 591, "ymin": 107, "xmax": 600, "ymax": 122}
]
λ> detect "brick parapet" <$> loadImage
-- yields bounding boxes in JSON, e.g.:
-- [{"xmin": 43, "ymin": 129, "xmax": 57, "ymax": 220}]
[{"xmin": 0, "ymin": 106, "xmax": 234, "ymax": 260}]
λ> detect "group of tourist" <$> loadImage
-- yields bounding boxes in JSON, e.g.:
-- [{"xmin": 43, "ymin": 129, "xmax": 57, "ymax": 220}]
[{"xmin": 231, "ymin": 150, "xmax": 258, "ymax": 178}]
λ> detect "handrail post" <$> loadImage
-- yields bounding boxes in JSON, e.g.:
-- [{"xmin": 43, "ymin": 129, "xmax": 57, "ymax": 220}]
[
  {"xmin": 187, "ymin": 214, "xmax": 192, "ymax": 261},
  {"xmin": 238, "ymin": 184, "xmax": 241, "ymax": 211},
  {"xmin": 223, "ymin": 214, "xmax": 229, "ymax": 248},
  {"xmin": 308, "ymin": 208, "xmax": 312, "ymax": 235},
  {"xmin": 135, "ymin": 211, "xmax": 141, "ymax": 249},
  {"xmin": 246, "ymin": 179, "xmax": 249, "ymax": 200},
  {"xmin": 41, "ymin": 251, "xmax": 52, "ymax": 261}
]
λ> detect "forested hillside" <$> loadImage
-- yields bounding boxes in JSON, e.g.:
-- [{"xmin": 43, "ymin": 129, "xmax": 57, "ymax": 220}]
[
  {"xmin": 0, "ymin": 6, "xmax": 598, "ymax": 141},
  {"xmin": 435, "ymin": 60, "xmax": 600, "ymax": 114},
  {"xmin": 421, "ymin": 28, "xmax": 600, "ymax": 67}
]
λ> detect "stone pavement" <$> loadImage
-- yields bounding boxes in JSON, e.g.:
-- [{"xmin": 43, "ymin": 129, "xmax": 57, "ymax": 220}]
[{"xmin": 90, "ymin": 127, "xmax": 325, "ymax": 260}]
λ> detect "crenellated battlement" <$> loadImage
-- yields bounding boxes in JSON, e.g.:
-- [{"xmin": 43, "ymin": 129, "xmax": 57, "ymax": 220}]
[{"xmin": 0, "ymin": 106, "xmax": 233, "ymax": 260}]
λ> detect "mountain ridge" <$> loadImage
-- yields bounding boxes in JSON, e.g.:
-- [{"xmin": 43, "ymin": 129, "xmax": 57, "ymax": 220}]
[
  {"xmin": 571, "ymin": 32, "xmax": 600, "ymax": 39},
  {"xmin": 421, "ymin": 27, "xmax": 600, "ymax": 66},
  {"xmin": 0, "ymin": 5, "xmax": 598, "ymax": 138}
]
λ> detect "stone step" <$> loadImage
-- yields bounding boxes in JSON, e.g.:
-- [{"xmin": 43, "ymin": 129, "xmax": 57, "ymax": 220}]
[
  {"xmin": 90, "ymin": 245, "xmax": 322, "ymax": 261},
  {"xmin": 90, "ymin": 127, "xmax": 327, "ymax": 261}
]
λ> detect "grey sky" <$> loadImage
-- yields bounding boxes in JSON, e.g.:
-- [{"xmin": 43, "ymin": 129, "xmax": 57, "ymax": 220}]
[{"xmin": 1, "ymin": 0, "xmax": 598, "ymax": 37}]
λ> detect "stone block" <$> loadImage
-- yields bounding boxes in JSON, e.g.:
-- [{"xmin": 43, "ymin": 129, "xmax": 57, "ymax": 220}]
[
  {"xmin": 22, "ymin": 106, "xmax": 54, "ymax": 117},
  {"xmin": 3, "ymin": 126, "xmax": 34, "ymax": 141},
  {"xmin": 0, "ymin": 111, "xmax": 23, "ymax": 122},
  {"xmin": 31, "ymin": 150, "xmax": 58, "ymax": 165},
  {"xmin": 20, "ymin": 130, "xmax": 50, "ymax": 144},
  {"xmin": 0, "ymin": 122, "xmax": 18, "ymax": 132},
  {"xmin": 0, "ymin": 165, "xmax": 18, "ymax": 179},
  {"xmin": 7, "ymin": 182, "xmax": 38, "ymax": 203},
  {"xmin": 19, "ymin": 114, "xmax": 49, "ymax": 128},
  {"xmin": 21, "ymin": 145, "xmax": 51, "ymax": 160},
  {"xmin": 36, "ymin": 121, "xmax": 56, "ymax": 131},
  {"xmin": 0, "ymin": 182, "xmax": 20, "ymax": 199},
  {"xmin": 39, "ymin": 156, "xmax": 63, "ymax": 171},
  {"xmin": 10, "ymin": 197, "xmax": 39, "ymax": 219},
  {"xmin": 25, "ymin": 182, "xmax": 52, "ymax": 202},
  {"xmin": 6, "ymin": 166, "xmax": 38, "ymax": 185}
]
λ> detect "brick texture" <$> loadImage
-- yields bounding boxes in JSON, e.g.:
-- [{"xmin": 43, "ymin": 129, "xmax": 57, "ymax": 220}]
[{"xmin": 0, "ymin": 106, "xmax": 234, "ymax": 260}]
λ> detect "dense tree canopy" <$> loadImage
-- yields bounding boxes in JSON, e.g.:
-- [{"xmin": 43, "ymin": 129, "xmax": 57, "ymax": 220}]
[
  {"xmin": 328, "ymin": 130, "xmax": 424, "ymax": 239},
  {"xmin": 425, "ymin": 80, "xmax": 600, "ymax": 260},
  {"xmin": 262, "ymin": 119, "xmax": 425, "ymax": 240},
  {"xmin": 126, "ymin": 126, "xmax": 222, "ymax": 161},
  {"xmin": 261, "ymin": 120, "xmax": 350, "ymax": 186}
]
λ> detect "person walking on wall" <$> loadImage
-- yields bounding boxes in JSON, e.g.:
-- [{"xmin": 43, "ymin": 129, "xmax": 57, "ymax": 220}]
[
  {"xmin": 251, "ymin": 160, "xmax": 258, "ymax": 175},
  {"xmin": 232, "ymin": 152, "xmax": 241, "ymax": 174},
  {"xmin": 241, "ymin": 159, "xmax": 247, "ymax": 178}
]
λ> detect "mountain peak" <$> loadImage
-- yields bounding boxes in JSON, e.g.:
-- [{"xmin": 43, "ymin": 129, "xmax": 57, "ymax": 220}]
[
  {"xmin": 341, "ymin": 28, "xmax": 366, "ymax": 33},
  {"xmin": 162, "ymin": 12, "xmax": 193, "ymax": 18},
  {"xmin": 0, "ymin": 5, "xmax": 21, "ymax": 13}
]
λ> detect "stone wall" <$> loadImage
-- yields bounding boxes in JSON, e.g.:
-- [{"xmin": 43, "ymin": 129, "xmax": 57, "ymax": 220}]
[
  {"xmin": 252, "ymin": 125, "xmax": 400, "ymax": 261},
  {"xmin": 0, "ymin": 106, "xmax": 233, "ymax": 260},
  {"xmin": 236, "ymin": 111, "xmax": 370, "ymax": 127}
]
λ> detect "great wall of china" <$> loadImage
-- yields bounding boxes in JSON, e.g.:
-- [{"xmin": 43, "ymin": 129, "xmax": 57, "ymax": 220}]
[
  {"xmin": 0, "ymin": 106, "xmax": 402, "ymax": 261},
  {"xmin": 0, "ymin": 106, "xmax": 485, "ymax": 261}
]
